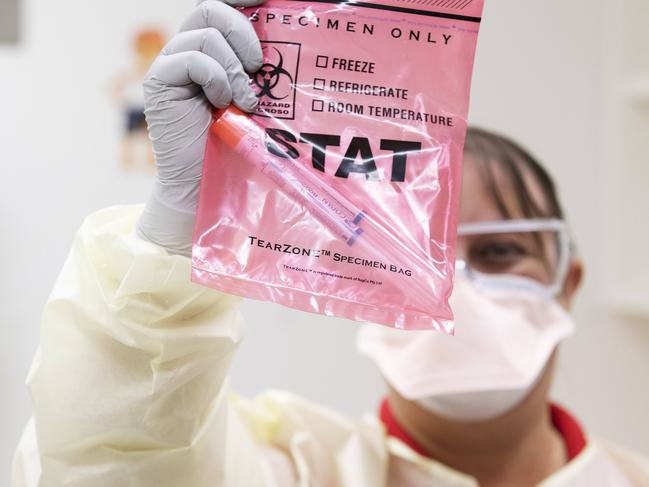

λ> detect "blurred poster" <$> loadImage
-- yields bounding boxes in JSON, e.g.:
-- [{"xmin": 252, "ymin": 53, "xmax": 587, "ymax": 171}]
[
  {"xmin": 110, "ymin": 29, "xmax": 166, "ymax": 171},
  {"xmin": 0, "ymin": 0, "xmax": 20, "ymax": 43}
]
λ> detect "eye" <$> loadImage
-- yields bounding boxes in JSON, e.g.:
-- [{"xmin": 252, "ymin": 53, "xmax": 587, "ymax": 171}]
[{"xmin": 468, "ymin": 239, "xmax": 528, "ymax": 272}]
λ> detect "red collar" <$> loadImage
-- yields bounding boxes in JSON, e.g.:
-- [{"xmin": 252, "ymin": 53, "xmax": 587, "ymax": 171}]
[
  {"xmin": 379, "ymin": 398, "xmax": 587, "ymax": 461},
  {"xmin": 549, "ymin": 402, "xmax": 588, "ymax": 460}
]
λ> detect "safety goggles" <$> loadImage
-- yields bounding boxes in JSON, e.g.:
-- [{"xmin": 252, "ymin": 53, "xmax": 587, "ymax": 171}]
[{"xmin": 455, "ymin": 218, "xmax": 571, "ymax": 298}]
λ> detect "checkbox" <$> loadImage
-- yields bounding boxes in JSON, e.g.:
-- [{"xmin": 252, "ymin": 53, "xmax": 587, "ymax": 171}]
[
  {"xmin": 316, "ymin": 55, "xmax": 329, "ymax": 68},
  {"xmin": 313, "ymin": 78, "xmax": 326, "ymax": 91},
  {"xmin": 312, "ymin": 99, "xmax": 324, "ymax": 112}
]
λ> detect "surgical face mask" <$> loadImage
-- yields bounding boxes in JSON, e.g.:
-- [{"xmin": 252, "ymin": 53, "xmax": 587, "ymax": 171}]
[
  {"xmin": 416, "ymin": 382, "xmax": 542, "ymax": 423},
  {"xmin": 357, "ymin": 218, "xmax": 575, "ymax": 422}
]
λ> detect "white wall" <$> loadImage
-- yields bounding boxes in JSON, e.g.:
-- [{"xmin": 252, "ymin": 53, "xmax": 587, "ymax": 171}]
[{"xmin": 2, "ymin": 0, "xmax": 648, "ymax": 483}]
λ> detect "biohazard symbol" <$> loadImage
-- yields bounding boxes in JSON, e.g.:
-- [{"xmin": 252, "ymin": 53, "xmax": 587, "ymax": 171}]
[{"xmin": 253, "ymin": 47, "xmax": 294, "ymax": 100}]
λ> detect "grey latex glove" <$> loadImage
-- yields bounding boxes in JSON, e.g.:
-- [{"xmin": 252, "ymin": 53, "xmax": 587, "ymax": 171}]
[{"xmin": 136, "ymin": 0, "xmax": 264, "ymax": 256}]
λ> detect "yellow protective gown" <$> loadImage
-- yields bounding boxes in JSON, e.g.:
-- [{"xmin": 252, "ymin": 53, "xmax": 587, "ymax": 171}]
[{"xmin": 11, "ymin": 206, "xmax": 649, "ymax": 487}]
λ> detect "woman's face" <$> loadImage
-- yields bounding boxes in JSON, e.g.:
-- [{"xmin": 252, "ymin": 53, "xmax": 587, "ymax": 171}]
[
  {"xmin": 457, "ymin": 155, "xmax": 561, "ymax": 288},
  {"xmin": 371, "ymin": 152, "xmax": 583, "ymax": 425}
]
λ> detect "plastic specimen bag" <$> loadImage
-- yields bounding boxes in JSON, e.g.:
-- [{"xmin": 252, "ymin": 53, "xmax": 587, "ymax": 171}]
[{"xmin": 192, "ymin": 0, "xmax": 484, "ymax": 331}]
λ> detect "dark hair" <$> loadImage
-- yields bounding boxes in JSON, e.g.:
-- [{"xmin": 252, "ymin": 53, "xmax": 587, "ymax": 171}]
[{"xmin": 463, "ymin": 127, "xmax": 564, "ymax": 220}]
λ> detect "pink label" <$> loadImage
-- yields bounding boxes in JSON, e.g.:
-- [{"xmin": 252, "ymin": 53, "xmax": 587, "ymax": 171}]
[{"xmin": 192, "ymin": 0, "xmax": 484, "ymax": 331}]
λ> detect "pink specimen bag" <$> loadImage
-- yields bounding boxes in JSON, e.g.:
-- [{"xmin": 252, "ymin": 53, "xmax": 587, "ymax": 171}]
[{"xmin": 192, "ymin": 0, "xmax": 484, "ymax": 331}]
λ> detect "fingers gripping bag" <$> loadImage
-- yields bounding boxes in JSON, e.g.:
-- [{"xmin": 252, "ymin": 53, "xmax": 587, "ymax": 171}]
[{"xmin": 192, "ymin": 0, "xmax": 484, "ymax": 331}]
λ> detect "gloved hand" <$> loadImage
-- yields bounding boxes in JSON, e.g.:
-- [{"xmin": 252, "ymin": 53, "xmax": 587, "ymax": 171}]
[{"xmin": 137, "ymin": 0, "xmax": 264, "ymax": 256}]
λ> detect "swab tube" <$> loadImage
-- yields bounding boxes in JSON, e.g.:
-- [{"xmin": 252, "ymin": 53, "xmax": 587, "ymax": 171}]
[{"xmin": 212, "ymin": 106, "xmax": 365, "ymax": 245}]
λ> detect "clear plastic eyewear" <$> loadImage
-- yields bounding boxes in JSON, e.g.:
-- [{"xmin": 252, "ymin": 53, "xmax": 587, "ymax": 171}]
[{"xmin": 455, "ymin": 218, "xmax": 571, "ymax": 298}]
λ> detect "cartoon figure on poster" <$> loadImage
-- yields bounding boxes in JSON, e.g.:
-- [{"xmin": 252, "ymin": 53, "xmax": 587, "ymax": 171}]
[{"xmin": 110, "ymin": 29, "xmax": 166, "ymax": 170}]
